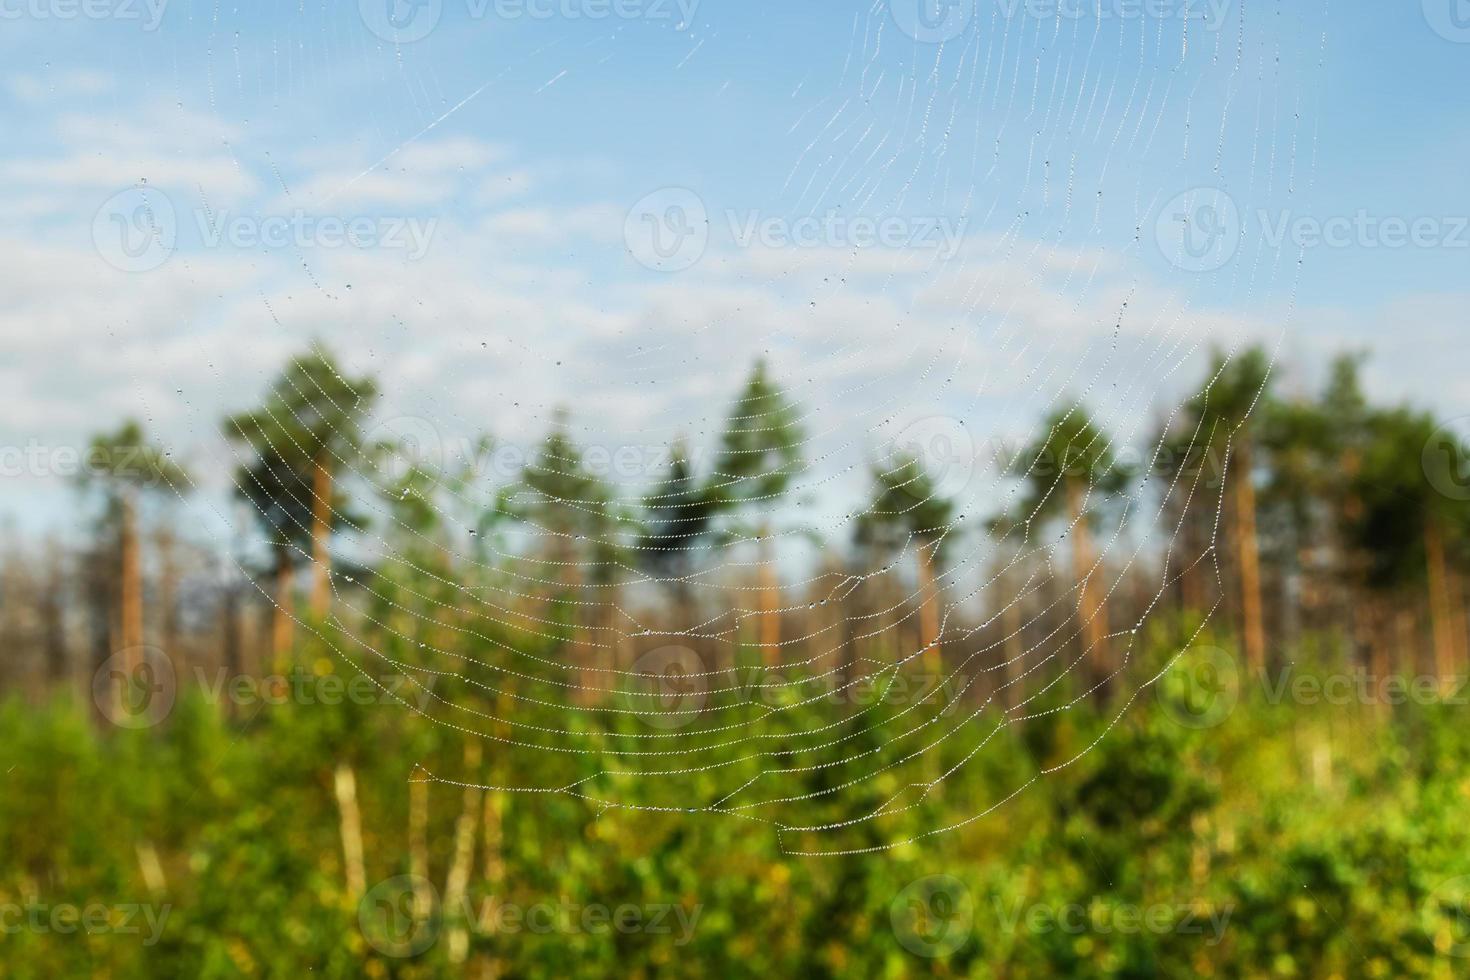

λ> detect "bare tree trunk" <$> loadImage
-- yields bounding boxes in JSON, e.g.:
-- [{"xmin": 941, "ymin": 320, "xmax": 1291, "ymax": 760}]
[
  {"xmin": 444, "ymin": 743, "xmax": 483, "ymax": 965},
  {"xmin": 409, "ymin": 775, "xmax": 431, "ymax": 918},
  {"xmin": 1452, "ymin": 568, "xmax": 1470, "ymax": 684},
  {"xmin": 157, "ymin": 526, "xmax": 179, "ymax": 653},
  {"xmin": 333, "ymin": 763, "xmax": 367, "ymax": 903},
  {"xmin": 758, "ymin": 528, "xmax": 780, "ymax": 665},
  {"xmin": 1067, "ymin": 477, "xmax": 1108, "ymax": 691},
  {"xmin": 1426, "ymin": 516, "xmax": 1456, "ymax": 685},
  {"xmin": 119, "ymin": 489, "xmax": 143, "ymax": 668},
  {"xmin": 916, "ymin": 542, "xmax": 941, "ymax": 670},
  {"xmin": 41, "ymin": 542, "xmax": 69, "ymax": 687},
  {"xmin": 1233, "ymin": 441, "xmax": 1266, "ymax": 674},
  {"xmin": 311, "ymin": 454, "xmax": 333, "ymax": 617},
  {"xmin": 272, "ymin": 553, "xmax": 295, "ymax": 665},
  {"xmin": 221, "ymin": 577, "xmax": 243, "ymax": 719},
  {"xmin": 1000, "ymin": 573, "xmax": 1023, "ymax": 713}
]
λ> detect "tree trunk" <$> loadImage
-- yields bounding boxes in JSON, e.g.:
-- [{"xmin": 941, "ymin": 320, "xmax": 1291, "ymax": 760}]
[
  {"xmin": 409, "ymin": 775, "xmax": 432, "ymax": 920},
  {"xmin": 272, "ymin": 552, "xmax": 295, "ymax": 664},
  {"xmin": 916, "ymin": 542, "xmax": 941, "ymax": 670},
  {"xmin": 1426, "ymin": 515, "xmax": 1456, "ymax": 684},
  {"xmin": 758, "ymin": 527, "xmax": 780, "ymax": 665},
  {"xmin": 41, "ymin": 542, "xmax": 69, "ymax": 687},
  {"xmin": 1000, "ymin": 573, "xmax": 1023, "ymax": 712},
  {"xmin": 1067, "ymin": 477, "xmax": 1108, "ymax": 690},
  {"xmin": 119, "ymin": 489, "xmax": 143, "ymax": 670},
  {"xmin": 444, "ymin": 742, "xmax": 483, "ymax": 966},
  {"xmin": 222, "ymin": 579, "xmax": 243, "ymax": 718},
  {"xmin": 157, "ymin": 527, "xmax": 179, "ymax": 653},
  {"xmin": 332, "ymin": 763, "xmax": 367, "ymax": 902},
  {"xmin": 1232, "ymin": 440, "xmax": 1266, "ymax": 674},
  {"xmin": 311, "ymin": 454, "xmax": 333, "ymax": 617}
]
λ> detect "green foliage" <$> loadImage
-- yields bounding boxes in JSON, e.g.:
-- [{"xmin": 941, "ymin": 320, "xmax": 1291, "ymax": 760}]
[
  {"xmin": 226, "ymin": 342, "xmax": 379, "ymax": 557},
  {"xmin": 8, "ymin": 630, "xmax": 1470, "ymax": 977},
  {"xmin": 707, "ymin": 360, "xmax": 804, "ymax": 520},
  {"xmin": 506, "ymin": 418, "xmax": 634, "ymax": 586},
  {"xmin": 854, "ymin": 453, "xmax": 957, "ymax": 564},
  {"xmin": 637, "ymin": 441, "xmax": 718, "ymax": 589},
  {"xmin": 1009, "ymin": 405, "xmax": 1129, "ymax": 527}
]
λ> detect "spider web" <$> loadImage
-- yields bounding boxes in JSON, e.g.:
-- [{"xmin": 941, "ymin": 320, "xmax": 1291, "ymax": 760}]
[{"xmin": 133, "ymin": 0, "xmax": 1331, "ymax": 854}]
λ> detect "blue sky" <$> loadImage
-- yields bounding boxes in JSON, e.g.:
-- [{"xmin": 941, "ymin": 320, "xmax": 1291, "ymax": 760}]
[{"xmin": 0, "ymin": 0, "xmax": 1466, "ymax": 553}]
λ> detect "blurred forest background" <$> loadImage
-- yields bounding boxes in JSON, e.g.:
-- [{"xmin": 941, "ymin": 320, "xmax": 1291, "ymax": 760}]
[{"xmin": 3, "ymin": 341, "xmax": 1470, "ymax": 978}]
